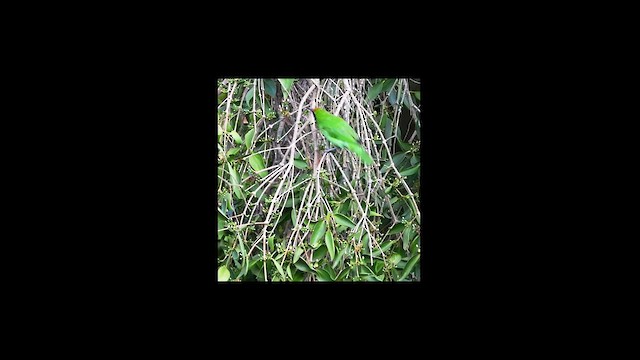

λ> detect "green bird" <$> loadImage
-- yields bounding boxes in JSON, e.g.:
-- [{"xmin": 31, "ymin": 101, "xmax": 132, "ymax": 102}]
[{"xmin": 312, "ymin": 107, "xmax": 373, "ymax": 165}]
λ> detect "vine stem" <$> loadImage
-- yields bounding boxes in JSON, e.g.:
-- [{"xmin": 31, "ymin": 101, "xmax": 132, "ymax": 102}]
[{"xmin": 351, "ymin": 99, "xmax": 421, "ymax": 223}]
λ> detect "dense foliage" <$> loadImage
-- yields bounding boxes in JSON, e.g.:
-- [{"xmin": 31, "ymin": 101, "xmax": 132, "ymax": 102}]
[{"xmin": 217, "ymin": 78, "xmax": 421, "ymax": 281}]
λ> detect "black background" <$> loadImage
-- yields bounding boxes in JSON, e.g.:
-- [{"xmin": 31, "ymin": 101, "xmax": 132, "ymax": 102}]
[{"xmin": 61, "ymin": 41, "xmax": 559, "ymax": 319}]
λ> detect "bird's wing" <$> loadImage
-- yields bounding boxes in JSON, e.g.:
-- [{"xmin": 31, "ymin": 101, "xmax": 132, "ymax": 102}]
[
  {"xmin": 322, "ymin": 113, "xmax": 361, "ymax": 142},
  {"xmin": 321, "ymin": 119, "xmax": 360, "ymax": 148}
]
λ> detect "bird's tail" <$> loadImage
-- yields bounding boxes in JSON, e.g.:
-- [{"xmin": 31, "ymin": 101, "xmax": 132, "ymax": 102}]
[{"xmin": 350, "ymin": 144, "xmax": 373, "ymax": 165}]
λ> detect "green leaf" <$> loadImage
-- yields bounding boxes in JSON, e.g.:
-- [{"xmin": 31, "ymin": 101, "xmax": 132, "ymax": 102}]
[
  {"xmin": 286, "ymin": 264, "xmax": 293, "ymax": 280},
  {"xmin": 399, "ymin": 164, "xmax": 420, "ymax": 177},
  {"xmin": 247, "ymin": 153, "xmax": 267, "ymax": 178},
  {"xmin": 223, "ymin": 192, "xmax": 234, "ymax": 216},
  {"xmin": 237, "ymin": 237, "xmax": 248, "ymax": 277},
  {"xmin": 339, "ymin": 201, "xmax": 351, "ymax": 217},
  {"xmin": 367, "ymin": 80, "xmax": 386, "ymax": 101},
  {"xmin": 371, "ymin": 240, "xmax": 395, "ymax": 257},
  {"xmin": 312, "ymin": 245, "xmax": 328, "ymax": 262},
  {"xmin": 310, "ymin": 220, "xmax": 326, "ymax": 249},
  {"xmin": 374, "ymin": 260, "xmax": 384, "ymax": 274},
  {"xmin": 403, "ymin": 92, "xmax": 412, "ymax": 109},
  {"xmin": 393, "ymin": 152, "xmax": 408, "ymax": 167},
  {"xmin": 294, "ymin": 158, "xmax": 308, "ymax": 169},
  {"xmin": 335, "ymin": 268, "xmax": 349, "ymax": 281},
  {"xmin": 379, "ymin": 114, "xmax": 390, "ymax": 128},
  {"xmin": 399, "ymin": 254, "xmax": 420, "ymax": 281},
  {"xmin": 227, "ymin": 163, "xmax": 245, "ymax": 200},
  {"xmin": 294, "ymin": 173, "xmax": 311, "ymax": 187},
  {"xmin": 333, "ymin": 213, "xmax": 355, "ymax": 228},
  {"xmin": 362, "ymin": 233, "xmax": 370, "ymax": 253},
  {"xmin": 227, "ymin": 147, "xmax": 240, "ymax": 157},
  {"xmin": 245, "ymin": 86, "xmax": 255, "ymax": 105},
  {"xmin": 382, "ymin": 152, "xmax": 407, "ymax": 173},
  {"xmin": 249, "ymin": 259, "xmax": 262, "ymax": 276},
  {"xmin": 218, "ymin": 265, "xmax": 230, "ymax": 281},
  {"xmin": 250, "ymin": 185, "xmax": 266, "ymax": 202},
  {"xmin": 293, "ymin": 246, "xmax": 304, "ymax": 263},
  {"xmin": 389, "ymin": 253, "xmax": 402, "ymax": 267},
  {"xmin": 293, "ymin": 272, "xmax": 306, "ymax": 281},
  {"xmin": 218, "ymin": 90, "xmax": 228, "ymax": 104},
  {"xmin": 263, "ymin": 79, "xmax": 277, "ymax": 98},
  {"xmin": 403, "ymin": 226, "xmax": 416, "ymax": 251},
  {"xmin": 227, "ymin": 163, "xmax": 240, "ymax": 186},
  {"xmin": 381, "ymin": 79, "xmax": 396, "ymax": 93},
  {"xmin": 369, "ymin": 211, "xmax": 383, "ymax": 217},
  {"xmin": 268, "ymin": 236, "xmax": 274, "ymax": 252},
  {"xmin": 271, "ymin": 258, "xmax": 286, "ymax": 280},
  {"xmin": 245, "ymin": 128, "xmax": 255, "ymax": 149},
  {"xmin": 325, "ymin": 231, "xmax": 335, "ymax": 261},
  {"xmin": 388, "ymin": 223, "xmax": 406, "ymax": 235},
  {"xmin": 359, "ymin": 264, "xmax": 374, "ymax": 276},
  {"xmin": 413, "ymin": 91, "xmax": 420, "ymax": 101},
  {"xmin": 384, "ymin": 112, "xmax": 393, "ymax": 138},
  {"xmin": 278, "ymin": 78, "xmax": 296, "ymax": 100},
  {"xmin": 389, "ymin": 88, "xmax": 397, "ymax": 105},
  {"xmin": 284, "ymin": 196, "xmax": 301, "ymax": 208},
  {"xmin": 277, "ymin": 209, "xmax": 292, "ymax": 228},
  {"xmin": 398, "ymin": 139, "xmax": 412, "ymax": 152},
  {"xmin": 217, "ymin": 209, "xmax": 228, "ymax": 235},
  {"xmin": 230, "ymin": 130, "xmax": 243, "ymax": 144},
  {"xmin": 324, "ymin": 266, "xmax": 336, "ymax": 280},
  {"xmin": 294, "ymin": 259, "xmax": 314, "ymax": 273},
  {"xmin": 391, "ymin": 268, "xmax": 400, "ymax": 280},
  {"xmin": 332, "ymin": 244, "xmax": 349, "ymax": 269},
  {"xmin": 410, "ymin": 235, "xmax": 420, "ymax": 255},
  {"xmin": 315, "ymin": 269, "xmax": 332, "ymax": 282}
]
